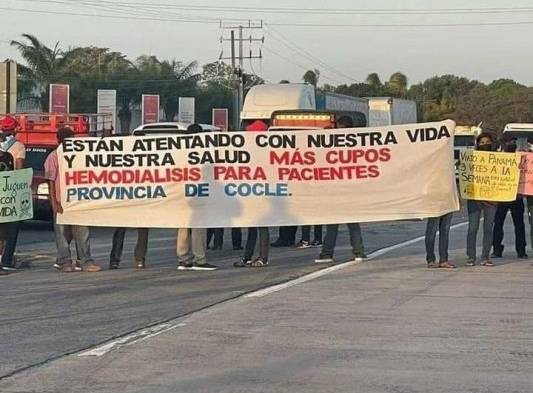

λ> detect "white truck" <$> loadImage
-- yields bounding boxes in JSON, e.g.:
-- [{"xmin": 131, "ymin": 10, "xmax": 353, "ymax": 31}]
[
  {"xmin": 241, "ymin": 83, "xmax": 369, "ymax": 128},
  {"xmin": 366, "ymin": 97, "xmax": 417, "ymax": 126}
]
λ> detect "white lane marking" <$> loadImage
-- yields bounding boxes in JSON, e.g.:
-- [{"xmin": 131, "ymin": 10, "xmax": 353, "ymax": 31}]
[
  {"xmin": 78, "ymin": 322, "xmax": 186, "ymax": 357},
  {"xmin": 245, "ymin": 221, "xmax": 469, "ymax": 298}
]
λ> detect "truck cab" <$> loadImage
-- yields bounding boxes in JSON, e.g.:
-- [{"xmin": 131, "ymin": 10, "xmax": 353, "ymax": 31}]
[
  {"xmin": 4, "ymin": 112, "xmax": 112, "ymax": 220},
  {"xmin": 454, "ymin": 125, "xmax": 480, "ymax": 180},
  {"xmin": 242, "ymin": 83, "xmax": 368, "ymax": 129},
  {"xmin": 503, "ymin": 123, "xmax": 533, "ymax": 151}
]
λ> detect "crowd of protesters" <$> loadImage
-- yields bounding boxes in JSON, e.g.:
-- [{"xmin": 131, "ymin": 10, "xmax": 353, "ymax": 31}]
[{"xmin": 0, "ymin": 116, "xmax": 531, "ymax": 276}]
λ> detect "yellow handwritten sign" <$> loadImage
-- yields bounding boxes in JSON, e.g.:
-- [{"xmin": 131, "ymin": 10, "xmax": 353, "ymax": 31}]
[{"xmin": 459, "ymin": 150, "xmax": 520, "ymax": 201}]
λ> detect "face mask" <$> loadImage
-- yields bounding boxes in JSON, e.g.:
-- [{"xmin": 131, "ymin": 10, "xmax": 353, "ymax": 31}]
[{"xmin": 478, "ymin": 144, "xmax": 493, "ymax": 151}]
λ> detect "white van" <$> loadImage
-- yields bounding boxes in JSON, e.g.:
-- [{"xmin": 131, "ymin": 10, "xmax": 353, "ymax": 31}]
[{"xmin": 132, "ymin": 122, "xmax": 221, "ymax": 136}]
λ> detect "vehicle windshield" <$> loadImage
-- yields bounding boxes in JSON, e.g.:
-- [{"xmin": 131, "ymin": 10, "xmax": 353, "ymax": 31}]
[
  {"xmin": 25, "ymin": 147, "xmax": 53, "ymax": 171},
  {"xmin": 454, "ymin": 135, "xmax": 476, "ymax": 147}
]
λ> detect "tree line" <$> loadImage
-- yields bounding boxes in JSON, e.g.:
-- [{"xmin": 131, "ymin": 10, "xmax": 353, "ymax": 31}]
[{"xmin": 10, "ymin": 34, "xmax": 532, "ymax": 132}]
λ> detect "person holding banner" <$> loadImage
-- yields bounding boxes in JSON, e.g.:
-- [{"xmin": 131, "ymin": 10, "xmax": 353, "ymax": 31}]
[
  {"xmin": 233, "ymin": 119, "xmax": 270, "ymax": 268},
  {"xmin": 425, "ymin": 214, "xmax": 455, "ymax": 269},
  {"xmin": 466, "ymin": 132, "xmax": 499, "ymax": 267},
  {"xmin": 109, "ymin": 228, "xmax": 149, "ymax": 269},
  {"xmin": 177, "ymin": 124, "xmax": 217, "ymax": 271},
  {"xmin": 492, "ymin": 137, "xmax": 527, "ymax": 259},
  {"xmin": 45, "ymin": 127, "xmax": 102, "ymax": 273},
  {"xmin": 315, "ymin": 116, "xmax": 367, "ymax": 264},
  {"xmin": 0, "ymin": 116, "xmax": 26, "ymax": 272},
  {"xmin": 0, "ymin": 134, "xmax": 14, "ymax": 276}
]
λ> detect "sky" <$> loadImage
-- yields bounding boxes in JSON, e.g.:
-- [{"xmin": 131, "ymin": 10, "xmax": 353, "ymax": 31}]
[{"xmin": 2, "ymin": 0, "xmax": 533, "ymax": 86}]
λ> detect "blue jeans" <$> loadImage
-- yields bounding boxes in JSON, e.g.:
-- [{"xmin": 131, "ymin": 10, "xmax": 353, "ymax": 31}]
[
  {"xmin": 425, "ymin": 213, "xmax": 453, "ymax": 263},
  {"xmin": 467, "ymin": 201, "xmax": 497, "ymax": 260}
]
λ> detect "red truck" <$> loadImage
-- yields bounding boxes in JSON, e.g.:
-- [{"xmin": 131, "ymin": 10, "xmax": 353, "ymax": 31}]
[{"xmin": 2, "ymin": 113, "xmax": 112, "ymax": 220}]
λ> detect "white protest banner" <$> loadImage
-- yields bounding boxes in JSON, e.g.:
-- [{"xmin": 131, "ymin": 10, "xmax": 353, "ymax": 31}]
[
  {"xmin": 178, "ymin": 97, "xmax": 195, "ymax": 124},
  {"xmin": 97, "ymin": 89, "xmax": 117, "ymax": 130},
  {"xmin": 57, "ymin": 120, "xmax": 459, "ymax": 228},
  {"xmin": 0, "ymin": 168, "xmax": 33, "ymax": 223}
]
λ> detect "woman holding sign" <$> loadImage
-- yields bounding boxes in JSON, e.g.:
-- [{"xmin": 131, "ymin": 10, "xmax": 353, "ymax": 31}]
[{"xmin": 466, "ymin": 133, "xmax": 498, "ymax": 267}]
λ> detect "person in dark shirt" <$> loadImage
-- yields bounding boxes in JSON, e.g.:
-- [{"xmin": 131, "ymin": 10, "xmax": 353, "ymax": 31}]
[
  {"xmin": 492, "ymin": 137, "xmax": 527, "ymax": 259},
  {"xmin": 0, "ymin": 148, "xmax": 13, "ymax": 276}
]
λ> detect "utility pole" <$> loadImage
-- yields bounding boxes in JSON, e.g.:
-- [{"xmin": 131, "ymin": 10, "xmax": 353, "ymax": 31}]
[
  {"xmin": 219, "ymin": 20, "xmax": 264, "ymax": 129},
  {"xmin": 230, "ymin": 30, "xmax": 235, "ymax": 69}
]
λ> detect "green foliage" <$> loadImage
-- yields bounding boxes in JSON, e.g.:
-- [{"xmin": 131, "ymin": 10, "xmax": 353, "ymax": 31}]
[{"xmin": 302, "ymin": 69, "xmax": 320, "ymax": 86}]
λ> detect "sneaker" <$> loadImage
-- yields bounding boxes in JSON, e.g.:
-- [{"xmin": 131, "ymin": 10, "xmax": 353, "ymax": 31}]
[
  {"xmin": 310, "ymin": 240, "xmax": 322, "ymax": 248},
  {"xmin": 466, "ymin": 259, "xmax": 476, "ymax": 267},
  {"xmin": 354, "ymin": 254, "xmax": 368, "ymax": 262},
  {"xmin": 136, "ymin": 260, "xmax": 146, "ymax": 269},
  {"xmin": 109, "ymin": 261, "xmax": 120, "ymax": 270},
  {"xmin": 74, "ymin": 261, "xmax": 83, "ymax": 272},
  {"xmin": 234, "ymin": 257, "xmax": 251, "ymax": 268},
  {"xmin": 53, "ymin": 262, "xmax": 63, "ymax": 271},
  {"xmin": 518, "ymin": 254, "xmax": 529, "ymax": 259},
  {"xmin": 296, "ymin": 240, "xmax": 311, "ymax": 249},
  {"xmin": 82, "ymin": 261, "xmax": 102, "ymax": 273},
  {"xmin": 427, "ymin": 261, "xmax": 439, "ymax": 269},
  {"xmin": 248, "ymin": 258, "xmax": 269, "ymax": 267},
  {"xmin": 315, "ymin": 254, "xmax": 334, "ymax": 264},
  {"xmin": 1, "ymin": 265, "xmax": 17, "ymax": 272},
  {"xmin": 192, "ymin": 263, "xmax": 217, "ymax": 271},
  {"xmin": 62, "ymin": 261, "xmax": 74, "ymax": 273},
  {"xmin": 177, "ymin": 261, "xmax": 194, "ymax": 271}
]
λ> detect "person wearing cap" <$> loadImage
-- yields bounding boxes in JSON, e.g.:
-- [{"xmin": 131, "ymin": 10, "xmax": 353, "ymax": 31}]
[{"xmin": 0, "ymin": 116, "xmax": 26, "ymax": 272}]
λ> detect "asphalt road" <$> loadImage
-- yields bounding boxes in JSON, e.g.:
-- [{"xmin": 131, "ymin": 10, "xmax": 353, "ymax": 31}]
[
  {"xmin": 0, "ymin": 214, "xmax": 467, "ymax": 381},
  {"xmin": 3, "ymin": 216, "xmax": 532, "ymax": 393}
]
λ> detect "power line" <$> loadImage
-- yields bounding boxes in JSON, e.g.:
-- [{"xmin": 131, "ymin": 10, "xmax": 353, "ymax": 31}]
[
  {"xmin": 17, "ymin": 0, "xmax": 250, "ymax": 23},
  {"xmin": 0, "ymin": 6, "xmax": 221, "ymax": 24},
  {"xmin": 264, "ymin": 26, "xmax": 357, "ymax": 83},
  {"xmin": 262, "ymin": 46, "xmax": 344, "ymax": 85},
  {"xmin": 19, "ymin": 0, "xmax": 533, "ymax": 15},
  {"xmin": 5, "ymin": 6, "xmax": 533, "ymax": 28}
]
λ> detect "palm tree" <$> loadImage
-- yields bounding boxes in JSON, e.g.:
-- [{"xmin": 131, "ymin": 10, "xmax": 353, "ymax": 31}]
[
  {"xmin": 10, "ymin": 34, "xmax": 73, "ymax": 111},
  {"xmin": 388, "ymin": 72, "xmax": 408, "ymax": 97},
  {"xmin": 134, "ymin": 57, "xmax": 200, "ymax": 121},
  {"xmin": 366, "ymin": 73, "xmax": 382, "ymax": 88},
  {"xmin": 302, "ymin": 69, "xmax": 320, "ymax": 87}
]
